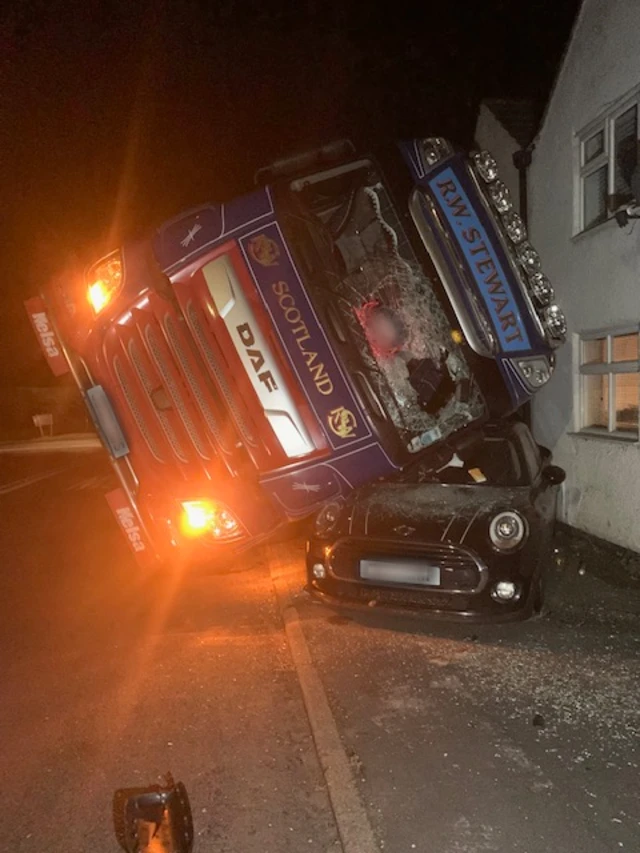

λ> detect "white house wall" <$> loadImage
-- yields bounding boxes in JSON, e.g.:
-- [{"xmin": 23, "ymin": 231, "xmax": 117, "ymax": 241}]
[
  {"xmin": 474, "ymin": 102, "xmax": 520, "ymax": 201},
  {"xmin": 529, "ymin": 0, "xmax": 640, "ymax": 550}
]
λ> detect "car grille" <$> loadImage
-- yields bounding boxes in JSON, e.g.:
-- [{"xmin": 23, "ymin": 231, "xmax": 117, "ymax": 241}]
[
  {"xmin": 328, "ymin": 538, "xmax": 485, "ymax": 593},
  {"xmin": 320, "ymin": 578, "xmax": 472, "ymax": 611},
  {"xmin": 108, "ymin": 299, "xmax": 246, "ymax": 468},
  {"xmin": 113, "ymin": 354, "xmax": 165, "ymax": 462},
  {"xmin": 128, "ymin": 335, "xmax": 190, "ymax": 462},
  {"xmin": 185, "ymin": 300, "xmax": 257, "ymax": 447}
]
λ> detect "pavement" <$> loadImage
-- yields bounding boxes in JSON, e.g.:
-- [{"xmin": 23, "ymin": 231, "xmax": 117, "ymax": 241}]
[{"xmin": 0, "ymin": 449, "xmax": 638, "ymax": 853}]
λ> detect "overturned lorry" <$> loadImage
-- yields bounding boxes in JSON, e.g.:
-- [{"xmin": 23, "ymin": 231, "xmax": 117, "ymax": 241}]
[{"xmin": 26, "ymin": 138, "xmax": 566, "ymax": 566}]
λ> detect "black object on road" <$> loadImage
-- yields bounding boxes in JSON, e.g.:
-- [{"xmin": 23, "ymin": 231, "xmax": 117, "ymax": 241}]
[{"xmin": 113, "ymin": 773, "xmax": 193, "ymax": 853}]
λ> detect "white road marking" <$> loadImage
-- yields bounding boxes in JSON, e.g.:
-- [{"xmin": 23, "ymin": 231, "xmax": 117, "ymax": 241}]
[
  {"xmin": 0, "ymin": 468, "xmax": 64, "ymax": 495},
  {"xmin": 66, "ymin": 474, "xmax": 113, "ymax": 492},
  {"xmin": 0, "ymin": 436, "xmax": 101, "ymax": 454},
  {"xmin": 270, "ymin": 553, "xmax": 378, "ymax": 853}
]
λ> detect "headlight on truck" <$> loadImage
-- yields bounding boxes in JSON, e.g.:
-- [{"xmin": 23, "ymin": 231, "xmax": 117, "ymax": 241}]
[
  {"xmin": 544, "ymin": 304, "xmax": 568, "ymax": 342},
  {"xmin": 516, "ymin": 242, "xmax": 541, "ymax": 275},
  {"xmin": 420, "ymin": 137, "xmax": 453, "ymax": 167},
  {"xmin": 472, "ymin": 150, "xmax": 499, "ymax": 182},
  {"xmin": 502, "ymin": 211, "xmax": 527, "ymax": 244},
  {"xmin": 180, "ymin": 499, "xmax": 241, "ymax": 541},
  {"xmin": 87, "ymin": 251, "xmax": 124, "ymax": 315},
  {"xmin": 516, "ymin": 356, "xmax": 552, "ymax": 389},
  {"xmin": 489, "ymin": 511, "xmax": 527, "ymax": 551},
  {"xmin": 487, "ymin": 180, "xmax": 512, "ymax": 213},
  {"xmin": 529, "ymin": 272, "xmax": 554, "ymax": 306}
]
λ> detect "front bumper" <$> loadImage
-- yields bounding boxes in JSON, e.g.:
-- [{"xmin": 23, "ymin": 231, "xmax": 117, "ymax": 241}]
[{"xmin": 306, "ymin": 580, "xmax": 535, "ymax": 623}]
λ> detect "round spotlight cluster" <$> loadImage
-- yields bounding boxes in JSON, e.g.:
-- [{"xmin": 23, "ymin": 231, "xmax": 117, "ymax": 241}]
[
  {"xmin": 473, "ymin": 150, "xmax": 499, "ymax": 182},
  {"xmin": 529, "ymin": 273, "xmax": 554, "ymax": 306},
  {"xmin": 544, "ymin": 304, "xmax": 568, "ymax": 340},
  {"xmin": 502, "ymin": 211, "xmax": 527, "ymax": 244},
  {"xmin": 517, "ymin": 242, "xmax": 542, "ymax": 274},
  {"xmin": 488, "ymin": 180, "xmax": 512, "ymax": 213}
]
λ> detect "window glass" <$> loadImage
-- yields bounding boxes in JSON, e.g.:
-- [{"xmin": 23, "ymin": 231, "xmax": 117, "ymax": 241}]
[
  {"xmin": 582, "ymin": 337, "xmax": 607, "ymax": 365},
  {"xmin": 435, "ymin": 436, "xmax": 523, "ymax": 486},
  {"xmin": 612, "ymin": 332, "xmax": 638, "ymax": 362},
  {"xmin": 285, "ymin": 161, "xmax": 486, "ymax": 448},
  {"xmin": 584, "ymin": 130, "xmax": 604, "ymax": 164},
  {"xmin": 614, "ymin": 374, "xmax": 638, "ymax": 433},
  {"xmin": 614, "ymin": 106, "xmax": 638, "ymax": 196},
  {"xmin": 583, "ymin": 374, "xmax": 609, "ymax": 429},
  {"xmin": 583, "ymin": 166, "xmax": 608, "ymax": 228}
]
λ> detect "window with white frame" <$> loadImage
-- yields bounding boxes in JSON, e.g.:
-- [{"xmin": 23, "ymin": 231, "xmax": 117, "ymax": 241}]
[
  {"xmin": 577, "ymin": 91, "xmax": 639, "ymax": 232},
  {"xmin": 579, "ymin": 328, "xmax": 639, "ymax": 439}
]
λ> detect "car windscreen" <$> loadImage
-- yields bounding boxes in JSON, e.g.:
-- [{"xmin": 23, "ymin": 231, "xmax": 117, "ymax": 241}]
[
  {"xmin": 281, "ymin": 159, "xmax": 487, "ymax": 452},
  {"xmin": 433, "ymin": 436, "xmax": 527, "ymax": 487}
]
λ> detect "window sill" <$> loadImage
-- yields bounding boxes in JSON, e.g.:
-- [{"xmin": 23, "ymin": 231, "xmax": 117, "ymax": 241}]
[
  {"xmin": 571, "ymin": 215, "xmax": 618, "ymax": 242},
  {"xmin": 569, "ymin": 430, "xmax": 638, "ymax": 444}
]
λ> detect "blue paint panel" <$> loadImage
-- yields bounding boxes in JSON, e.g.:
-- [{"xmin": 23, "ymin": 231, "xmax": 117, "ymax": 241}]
[
  {"xmin": 262, "ymin": 444, "xmax": 398, "ymax": 518},
  {"xmin": 428, "ymin": 166, "xmax": 530, "ymax": 352},
  {"xmin": 223, "ymin": 188, "xmax": 273, "ymax": 233},
  {"xmin": 153, "ymin": 188, "xmax": 274, "ymax": 273},
  {"xmin": 397, "ymin": 140, "xmax": 426, "ymax": 181},
  {"xmin": 239, "ymin": 223, "xmax": 369, "ymax": 448},
  {"xmin": 262, "ymin": 466, "xmax": 341, "ymax": 516},
  {"xmin": 498, "ymin": 357, "xmax": 534, "ymax": 409},
  {"xmin": 154, "ymin": 206, "xmax": 223, "ymax": 272}
]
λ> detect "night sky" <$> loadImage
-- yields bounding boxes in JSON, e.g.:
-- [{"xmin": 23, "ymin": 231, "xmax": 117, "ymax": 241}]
[{"xmin": 1, "ymin": 0, "xmax": 580, "ymax": 385}]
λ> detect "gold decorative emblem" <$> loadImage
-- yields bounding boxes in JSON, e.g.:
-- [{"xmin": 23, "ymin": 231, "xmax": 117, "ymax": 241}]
[
  {"xmin": 328, "ymin": 406, "xmax": 357, "ymax": 439},
  {"xmin": 248, "ymin": 234, "xmax": 280, "ymax": 267}
]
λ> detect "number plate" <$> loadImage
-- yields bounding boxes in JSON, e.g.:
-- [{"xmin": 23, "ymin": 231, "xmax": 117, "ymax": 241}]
[{"xmin": 359, "ymin": 558, "xmax": 441, "ymax": 586}]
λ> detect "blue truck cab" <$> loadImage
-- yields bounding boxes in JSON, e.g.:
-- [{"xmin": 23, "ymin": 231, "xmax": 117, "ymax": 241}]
[{"xmin": 30, "ymin": 138, "xmax": 565, "ymax": 565}]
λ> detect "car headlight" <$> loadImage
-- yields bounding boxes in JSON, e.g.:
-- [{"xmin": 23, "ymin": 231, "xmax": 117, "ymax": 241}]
[
  {"xmin": 529, "ymin": 272, "xmax": 554, "ymax": 306},
  {"xmin": 489, "ymin": 511, "xmax": 527, "ymax": 551},
  {"xmin": 516, "ymin": 356, "xmax": 552, "ymax": 389},
  {"xmin": 179, "ymin": 499, "xmax": 242, "ymax": 541},
  {"xmin": 420, "ymin": 137, "xmax": 454, "ymax": 167},
  {"xmin": 544, "ymin": 304, "xmax": 567, "ymax": 341},
  {"xmin": 314, "ymin": 500, "xmax": 344, "ymax": 537},
  {"xmin": 516, "ymin": 242, "xmax": 541, "ymax": 275},
  {"xmin": 473, "ymin": 150, "xmax": 499, "ymax": 182},
  {"xmin": 487, "ymin": 180, "xmax": 512, "ymax": 213},
  {"xmin": 87, "ymin": 251, "xmax": 124, "ymax": 315},
  {"xmin": 502, "ymin": 211, "xmax": 527, "ymax": 244}
]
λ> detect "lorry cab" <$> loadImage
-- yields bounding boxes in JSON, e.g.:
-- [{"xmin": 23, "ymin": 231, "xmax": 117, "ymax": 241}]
[{"xmin": 26, "ymin": 138, "xmax": 565, "ymax": 565}]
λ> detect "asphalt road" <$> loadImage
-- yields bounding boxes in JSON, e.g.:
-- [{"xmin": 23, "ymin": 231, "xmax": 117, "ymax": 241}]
[{"xmin": 1, "ymin": 449, "xmax": 638, "ymax": 853}]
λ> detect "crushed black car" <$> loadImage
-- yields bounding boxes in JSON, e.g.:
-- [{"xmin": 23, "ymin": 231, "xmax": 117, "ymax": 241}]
[{"xmin": 306, "ymin": 421, "xmax": 566, "ymax": 622}]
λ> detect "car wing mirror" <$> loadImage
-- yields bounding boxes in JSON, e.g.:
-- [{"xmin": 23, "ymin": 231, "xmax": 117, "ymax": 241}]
[
  {"xmin": 543, "ymin": 464, "xmax": 566, "ymax": 486},
  {"xmin": 113, "ymin": 774, "xmax": 193, "ymax": 853}
]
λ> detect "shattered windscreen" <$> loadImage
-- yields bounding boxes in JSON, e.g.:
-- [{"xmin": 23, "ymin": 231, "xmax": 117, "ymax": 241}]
[{"xmin": 287, "ymin": 160, "xmax": 486, "ymax": 452}]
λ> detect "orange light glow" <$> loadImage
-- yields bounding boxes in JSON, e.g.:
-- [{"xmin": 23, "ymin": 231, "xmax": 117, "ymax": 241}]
[
  {"xmin": 179, "ymin": 500, "xmax": 240, "ymax": 540},
  {"xmin": 182, "ymin": 500, "xmax": 213, "ymax": 534},
  {"xmin": 87, "ymin": 280, "xmax": 111, "ymax": 313},
  {"xmin": 86, "ymin": 251, "xmax": 123, "ymax": 315}
]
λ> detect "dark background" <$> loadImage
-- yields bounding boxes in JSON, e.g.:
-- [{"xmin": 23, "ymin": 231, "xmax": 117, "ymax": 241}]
[{"xmin": 1, "ymin": 0, "xmax": 580, "ymax": 387}]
